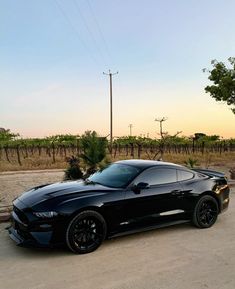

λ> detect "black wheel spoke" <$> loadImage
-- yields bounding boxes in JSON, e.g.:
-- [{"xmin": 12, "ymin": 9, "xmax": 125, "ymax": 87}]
[
  {"xmin": 88, "ymin": 230, "xmax": 102, "ymax": 237},
  {"xmin": 92, "ymin": 237, "xmax": 101, "ymax": 245},
  {"xmin": 70, "ymin": 215, "xmax": 104, "ymax": 252},
  {"xmin": 197, "ymin": 199, "xmax": 218, "ymax": 226}
]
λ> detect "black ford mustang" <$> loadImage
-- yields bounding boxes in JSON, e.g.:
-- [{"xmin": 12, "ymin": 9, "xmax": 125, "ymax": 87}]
[{"xmin": 9, "ymin": 160, "xmax": 230, "ymax": 254}]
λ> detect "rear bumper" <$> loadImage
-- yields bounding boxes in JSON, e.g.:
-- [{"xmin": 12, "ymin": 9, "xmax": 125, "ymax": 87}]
[
  {"xmin": 220, "ymin": 196, "xmax": 229, "ymax": 213},
  {"xmin": 219, "ymin": 185, "xmax": 230, "ymax": 213}
]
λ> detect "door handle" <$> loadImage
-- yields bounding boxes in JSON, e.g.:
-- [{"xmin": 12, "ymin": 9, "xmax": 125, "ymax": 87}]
[{"xmin": 171, "ymin": 190, "xmax": 184, "ymax": 196}]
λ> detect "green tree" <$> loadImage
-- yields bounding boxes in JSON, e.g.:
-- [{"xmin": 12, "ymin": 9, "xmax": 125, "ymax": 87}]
[
  {"xmin": 194, "ymin": 133, "xmax": 220, "ymax": 142},
  {"xmin": 80, "ymin": 131, "xmax": 108, "ymax": 176},
  {"xmin": 204, "ymin": 58, "xmax": 235, "ymax": 113},
  {"xmin": 0, "ymin": 128, "xmax": 19, "ymax": 142}
]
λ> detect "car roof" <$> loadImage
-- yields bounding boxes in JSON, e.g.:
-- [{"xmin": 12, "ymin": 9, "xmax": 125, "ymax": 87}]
[{"xmin": 115, "ymin": 159, "xmax": 184, "ymax": 170}]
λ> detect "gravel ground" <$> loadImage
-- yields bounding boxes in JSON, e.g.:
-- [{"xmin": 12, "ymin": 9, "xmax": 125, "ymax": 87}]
[
  {"xmin": 0, "ymin": 171, "xmax": 234, "ymax": 289},
  {"xmin": 0, "ymin": 170, "xmax": 64, "ymax": 206}
]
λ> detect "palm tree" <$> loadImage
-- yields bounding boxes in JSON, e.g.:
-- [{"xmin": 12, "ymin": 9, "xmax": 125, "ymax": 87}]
[{"xmin": 80, "ymin": 131, "xmax": 108, "ymax": 177}]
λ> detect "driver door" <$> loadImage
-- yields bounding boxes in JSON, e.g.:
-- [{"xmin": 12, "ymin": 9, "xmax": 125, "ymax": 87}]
[{"xmin": 123, "ymin": 167, "xmax": 182, "ymax": 225}]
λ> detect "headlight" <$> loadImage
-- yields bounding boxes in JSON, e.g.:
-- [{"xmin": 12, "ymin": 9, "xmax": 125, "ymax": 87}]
[{"xmin": 33, "ymin": 211, "xmax": 58, "ymax": 218}]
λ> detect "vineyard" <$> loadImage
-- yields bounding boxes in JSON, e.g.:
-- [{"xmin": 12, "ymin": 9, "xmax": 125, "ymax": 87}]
[{"xmin": 0, "ymin": 131, "xmax": 235, "ymax": 171}]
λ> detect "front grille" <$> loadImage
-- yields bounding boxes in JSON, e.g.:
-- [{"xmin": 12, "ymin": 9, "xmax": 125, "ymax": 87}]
[
  {"xmin": 13, "ymin": 205, "xmax": 28, "ymax": 224},
  {"xmin": 17, "ymin": 226, "xmax": 32, "ymax": 239}
]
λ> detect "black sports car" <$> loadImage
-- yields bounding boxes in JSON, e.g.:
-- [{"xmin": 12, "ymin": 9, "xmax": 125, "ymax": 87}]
[{"xmin": 9, "ymin": 160, "xmax": 230, "ymax": 254}]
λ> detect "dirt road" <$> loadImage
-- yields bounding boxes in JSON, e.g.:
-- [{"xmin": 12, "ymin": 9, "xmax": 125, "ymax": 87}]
[
  {"xmin": 0, "ymin": 188, "xmax": 234, "ymax": 289},
  {"xmin": 0, "ymin": 170, "xmax": 64, "ymax": 206}
]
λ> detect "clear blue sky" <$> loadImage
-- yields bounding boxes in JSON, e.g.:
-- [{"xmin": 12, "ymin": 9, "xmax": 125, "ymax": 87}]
[{"xmin": 1, "ymin": 0, "xmax": 235, "ymax": 138}]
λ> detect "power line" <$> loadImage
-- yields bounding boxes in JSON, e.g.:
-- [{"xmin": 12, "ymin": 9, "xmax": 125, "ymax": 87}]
[
  {"xmin": 86, "ymin": 0, "xmax": 112, "ymax": 63},
  {"xmin": 72, "ymin": 0, "xmax": 108, "ymax": 67},
  {"xmin": 54, "ymin": 0, "xmax": 101, "ymax": 67}
]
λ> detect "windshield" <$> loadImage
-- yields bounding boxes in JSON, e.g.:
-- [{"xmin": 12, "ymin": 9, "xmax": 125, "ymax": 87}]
[{"xmin": 88, "ymin": 163, "xmax": 141, "ymax": 188}]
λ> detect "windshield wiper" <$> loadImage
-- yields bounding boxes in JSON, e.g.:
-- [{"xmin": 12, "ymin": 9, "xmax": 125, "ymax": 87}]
[{"xmin": 85, "ymin": 179, "xmax": 102, "ymax": 186}]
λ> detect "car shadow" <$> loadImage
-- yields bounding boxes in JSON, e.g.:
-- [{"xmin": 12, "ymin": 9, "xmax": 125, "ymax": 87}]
[
  {"xmin": 105, "ymin": 222, "xmax": 194, "ymax": 245},
  {"xmin": 2, "ymin": 221, "xmax": 215, "ymax": 259}
]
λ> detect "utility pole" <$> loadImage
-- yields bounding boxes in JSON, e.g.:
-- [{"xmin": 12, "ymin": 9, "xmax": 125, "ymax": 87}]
[
  {"xmin": 155, "ymin": 117, "xmax": 168, "ymax": 139},
  {"xmin": 128, "ymin": 124, "xmax": 133, "ymax": 136},
  {"xmin": 103, "ymin": 70, "xmax": 118, "ymax": 150}
]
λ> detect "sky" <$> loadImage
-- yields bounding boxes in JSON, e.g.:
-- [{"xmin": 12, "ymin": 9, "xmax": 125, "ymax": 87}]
[{"xmin": 0, "ymin": 0, "xmax": 235, "ymax": 139}]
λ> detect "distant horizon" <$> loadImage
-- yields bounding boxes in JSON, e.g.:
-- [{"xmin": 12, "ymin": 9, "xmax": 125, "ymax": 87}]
[{"xmin": 4, "ymin": 127, "xmax": 235, "ymax": 140}]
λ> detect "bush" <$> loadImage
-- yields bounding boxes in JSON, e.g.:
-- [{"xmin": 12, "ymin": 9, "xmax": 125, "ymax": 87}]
[
  {"xmin": 229, "ymin": 167, "xmax": 235, "ymax": 180},
  {"xmin": 64, "ymin": 156, "xmax": 84, "ymax": 180},
  {"xmin": 184, "ymin": 158, "xmax": 199, "ymax": 168}
]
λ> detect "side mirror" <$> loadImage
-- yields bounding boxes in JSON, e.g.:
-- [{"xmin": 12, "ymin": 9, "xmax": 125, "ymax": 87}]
[{"xmin": 132, "ymin": 182, "xmax": 150, "ymax": 194}]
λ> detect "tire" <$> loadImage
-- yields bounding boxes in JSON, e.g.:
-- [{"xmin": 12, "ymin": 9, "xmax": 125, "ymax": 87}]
[
  {"xmin": 66, "ymin": 210, "xmax": 107, "ymax": 254},
  {"xmin": 192, "ymin": 195, "xmax": 219, "ymax": 228}
]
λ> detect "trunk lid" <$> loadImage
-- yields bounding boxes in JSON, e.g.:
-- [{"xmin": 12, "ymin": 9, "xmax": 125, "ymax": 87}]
[{"xmin": 193, "ymin": 168, "xmax": 228, "ymax": 185}]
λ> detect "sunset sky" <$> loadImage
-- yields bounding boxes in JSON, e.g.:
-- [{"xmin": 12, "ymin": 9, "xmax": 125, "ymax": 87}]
[{"xmin": 1, "ymin": 0, "xmax": 235, "ymax": 139}]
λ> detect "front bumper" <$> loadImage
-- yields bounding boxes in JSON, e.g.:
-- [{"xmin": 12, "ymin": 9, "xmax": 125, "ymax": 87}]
[
  {"xmin": 8, "ymin": 211, "xmax": 54, "ymax": 247},
  {"xmin": 8, "ymin": 199, "xmax": 67, "ymax": 248},
  {"xmin": 8, "ymin": 226, "xmax": 53, "ymax": 248}
]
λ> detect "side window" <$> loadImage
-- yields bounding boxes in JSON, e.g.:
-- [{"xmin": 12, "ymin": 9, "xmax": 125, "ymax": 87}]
[
  {"xmin": 134, "ymin": 168, "xmax": 177, "ymax": 186},
  {"xmin": 177, "ymin": 170, "xmax": 194, "ymax": 181}
]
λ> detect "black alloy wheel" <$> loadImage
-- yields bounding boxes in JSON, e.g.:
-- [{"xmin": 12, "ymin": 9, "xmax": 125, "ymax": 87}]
[
  {"xmin": 66, "ymin": 210, "xmax": 107, "ymax": 254},
  {"xmin": 193, "ymin": 195, "xmax": 219, "ymax": 228}
]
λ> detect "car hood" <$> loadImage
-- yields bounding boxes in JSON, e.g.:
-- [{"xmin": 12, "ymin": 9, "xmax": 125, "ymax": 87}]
[{"xmin": 17, "ymin": 180, "xmax": 117, "ymax": 207}]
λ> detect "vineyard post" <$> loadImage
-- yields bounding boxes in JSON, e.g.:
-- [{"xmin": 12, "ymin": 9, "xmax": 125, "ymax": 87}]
[
  {"xmin": 201, "ymin": 141, "xmax": 205, "ymax": 155},
  {"xmin": 4, "ymin": 146, "xmax": 10, "ymax": 163},
  {"xmin": 16, "ymin": 144, "xmax": 22, "ymax": 166},
  {"xmin": 52, "ymin": 142, "xmax": 56, "ymax": 163},
  {"xmin": 137, "ymin": 144, "xmax": 142, "ymax": 159},
  {"xmin": 130, "ymin": 143, "xmax": 134, "ymax": 158},
  {"xmin": 219, "ymin": 142, "xmax": 222, "ymax": 155},
  {"xmin": 63, "ymin": 145, "xmax": 67, "ymax": 157},
  {"xmin": 114, "ymin": 143, "xmax": 117, "ymax": 158},
  {"xmin": 38, "ymin": 145, "xmax": 41, "ymax": 156},
  {"xmin": 192, "ymin": 138, "xmax": 195, "ymax": 154}
]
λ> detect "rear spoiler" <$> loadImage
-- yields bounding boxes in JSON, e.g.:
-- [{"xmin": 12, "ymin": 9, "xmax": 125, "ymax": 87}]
[{"xmin": 192, "ymin": 168, "xmax": 226, "ymax": 179}]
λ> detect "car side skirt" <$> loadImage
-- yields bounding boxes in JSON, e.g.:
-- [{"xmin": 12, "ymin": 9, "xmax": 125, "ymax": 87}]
[{"xmin": 109, "ymin": 219, "xmax": 190, "ymax": 238}]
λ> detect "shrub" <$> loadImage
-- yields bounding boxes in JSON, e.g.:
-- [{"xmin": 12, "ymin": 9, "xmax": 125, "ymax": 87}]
[
  {"xmin": 184, "ymin": 157, "xmax": 199, "ymax": 168},
  {"xmin": 64, "ymin": 156, "xmax": 83, "ymax": 180},
  {"xmin": 229, "ymin": 167, "xmax": 235, "ymax": 179}
]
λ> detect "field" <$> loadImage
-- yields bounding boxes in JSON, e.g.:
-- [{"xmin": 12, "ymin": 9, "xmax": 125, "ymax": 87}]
[
  {"xmin": 0, "ymin": 133, "xmax": 235, "ymax": 172},
  {"xmin": 0, "ymin": 144, "xmax": 235, "ymax": 172}
]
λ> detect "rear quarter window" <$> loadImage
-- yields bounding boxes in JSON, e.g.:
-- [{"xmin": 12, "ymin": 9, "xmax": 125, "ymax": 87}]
[{"xmin": 177, "ymin": 170, "xmax": 194, "ymax": 181}]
